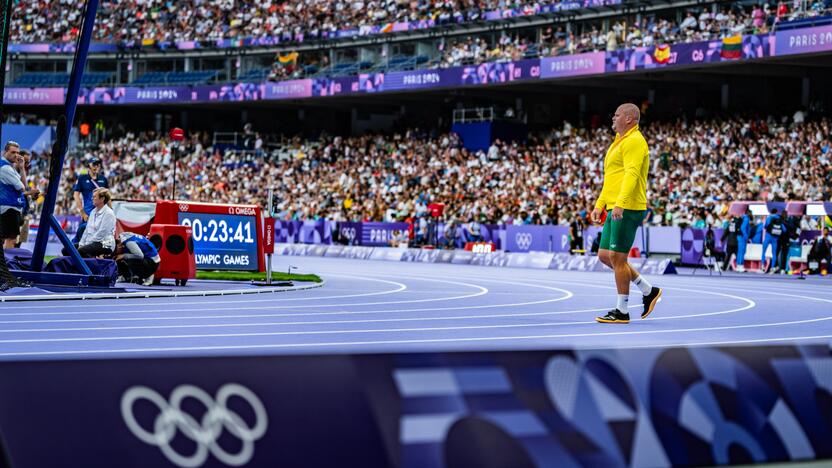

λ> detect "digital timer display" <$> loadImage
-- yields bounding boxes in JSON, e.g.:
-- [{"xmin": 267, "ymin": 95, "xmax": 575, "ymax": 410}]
[{"xmin": 177, "ymin": 212, "xmax": 258, "ymax": 270}]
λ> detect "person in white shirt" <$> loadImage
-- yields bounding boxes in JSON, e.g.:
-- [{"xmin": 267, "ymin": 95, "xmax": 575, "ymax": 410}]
[{"xmin": 78, "ymin": 188, "xmax": 116, "ymax": 258}]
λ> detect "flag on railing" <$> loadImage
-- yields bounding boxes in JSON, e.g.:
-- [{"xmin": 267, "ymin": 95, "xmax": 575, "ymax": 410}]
[
  {"xmin": 653, "ymin": 44, "xmax": 671, "ymax": 64},
  {"xmin": 277, "ymin": 51, "xmax": 298, "ymax": 65},
  {"xmin": 721, "ymin": 35, "xmax": 743, "ymax": 59}
]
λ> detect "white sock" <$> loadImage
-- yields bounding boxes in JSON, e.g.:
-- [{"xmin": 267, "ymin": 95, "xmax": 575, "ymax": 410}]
[
  {"xmin": 633, "ymin": 275, "xmax": 652, "ymax": 295},
  {"xmin": 616, "ymin": 294, "xmax": 629, "ymax": 312}
]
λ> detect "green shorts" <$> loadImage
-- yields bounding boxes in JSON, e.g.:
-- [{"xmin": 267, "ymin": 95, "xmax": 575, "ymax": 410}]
[{"xmin": 599, "ymin": 209, "xmax": 646, "ymax": 253}]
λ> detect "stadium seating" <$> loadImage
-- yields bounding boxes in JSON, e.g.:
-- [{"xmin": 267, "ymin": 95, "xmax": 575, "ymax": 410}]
[
  {"xmin": 131, "ymin": 71, "xmax": 219, "ymax": 86},
  {"xmin": 237, "ymin": 68, "xmax": 271, "ymax": 82},
  {"xmin": 12, "ymin": 72, "xmax": 113, "ymax": 87}
]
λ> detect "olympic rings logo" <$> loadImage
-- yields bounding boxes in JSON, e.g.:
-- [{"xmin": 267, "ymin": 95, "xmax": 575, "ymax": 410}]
[
  {"xmin": 515, "ymin": 233, "xmax": 533, "ymax": 250},
  {"xmin": 341, "ymin": 227, "xmax": 357, "ymax": 240},
  {"xmin": 179, "ymin": 204, "xmax": 190, "ymax": 212},
  {"xmin": 121, "ymin": 384, "xmax": 268, "ymax": 468}
]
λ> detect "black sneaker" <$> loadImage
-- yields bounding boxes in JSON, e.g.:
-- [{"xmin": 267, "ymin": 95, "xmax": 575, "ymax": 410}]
[
  {"xmin": 642, "ymin": 287, "xmax": 662, "ymax": 319},
  {"xmin": 596, "ymin": 309, "xmax": 630, "ymax": 324}
]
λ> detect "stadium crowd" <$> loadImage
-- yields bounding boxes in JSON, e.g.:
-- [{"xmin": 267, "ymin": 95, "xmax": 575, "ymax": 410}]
[
  {"xmin": 437, "ymin": 2, "xmax": 831, "ymax": 66},
  {"xmin": 11, "ymin": 0, "xmax": 618, "ymax": 45},
  {"xmin": 10, "ymin": 0, "xmax": 831, "ymax": 47},
  {"xmin": 23, "ymin": 112, "xmax": 831, "ymax": 234}
]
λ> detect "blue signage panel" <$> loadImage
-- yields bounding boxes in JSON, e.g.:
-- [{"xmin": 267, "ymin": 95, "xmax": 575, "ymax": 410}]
[{"xmin": 177, "ymin": 212, "xmax": 258, "ymax": 270}]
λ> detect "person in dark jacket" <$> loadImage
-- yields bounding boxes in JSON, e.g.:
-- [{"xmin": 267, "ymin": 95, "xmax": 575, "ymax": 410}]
[
  {"xmin": 807, "ymin": 228, "xmax": 831, "ymax": 275},
  {"xmin": 721, "ymin": 214, "xmax": 742, "ymax": 271},
  {"xmin": 775, "ymin": 214, "xmax": 800, "ymax": 274}
]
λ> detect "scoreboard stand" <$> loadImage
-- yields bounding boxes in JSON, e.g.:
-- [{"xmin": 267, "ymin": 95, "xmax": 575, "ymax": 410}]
[{"xmin": 154, "ymin": 200, "xmax": 267, "ymax": 274}]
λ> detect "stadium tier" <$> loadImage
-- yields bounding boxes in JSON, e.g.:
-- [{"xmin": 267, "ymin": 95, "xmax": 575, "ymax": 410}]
[
  {"xmin": 30, "ymin": 117, "xmax": 831, "ymax": 229},
  {"xmin": 1, "ymin": 1, "xmax": 831, "ymax": 105},
  {"xmin": 4, "ymin": 1, "xmax": 832, "ymax": 467},
  {"xmin": 9, "ymin": 0, "xmax": 622, "ymax": 46}
]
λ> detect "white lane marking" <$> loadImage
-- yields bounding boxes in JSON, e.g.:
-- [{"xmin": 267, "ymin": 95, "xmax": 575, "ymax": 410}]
[
  {"xmin": 7, "ymin": 276, "xmax": 832, "ymax": 355},
  {"xmin": 388, "ymin": 272, "xmax": 758, "ymax": 321},
  {"xmin": 0, "ymin": 292, "xmax": 759, "ymax": 344},
  {"xmin": 0, "ymin": 276, "xmax": 490, "ymax": 317},
  {"xmin": 0, "ymin": 274, "xmax": 408, "ymax": 310},
  {"xmin": 1, "ymin": 319, "xmax": 829, "ymax": 358},
  {"xmin": 0, "ymin": 278, "xmax": 571, "ymax": 326}
]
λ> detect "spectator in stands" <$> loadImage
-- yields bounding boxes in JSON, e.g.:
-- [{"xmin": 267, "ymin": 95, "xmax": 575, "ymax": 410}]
[
  {"xmin": 72, "ymin": 157, "xmax": 109, "ymax": 244},
  {"xmin": 466, "ymin": 217, "xmax": 483, "ymax": 243},
  {"xmin": 115, "ymin": 231, "xmax": 161, "ymax": 286},
  {"xmin": 762, "ymin": 208, "xmax": 784, "ymax": 273},
  {"xmin": 389, "ymin": 229, "xmax": 409, "ymax": 249},
  {"xmin": 440, "ymin": 221, "xmax": 458, "ymax": 249},
  {"xmin": 77, "ymin": 188, "xmax": 116, "ymax": 258},
  {"xmin": 806, "ymin": 227, "xmax": 831, "ymax": 274},
  {"xmin": 25, "ymin": 115, "xmax": 832, "ymax": 239}
]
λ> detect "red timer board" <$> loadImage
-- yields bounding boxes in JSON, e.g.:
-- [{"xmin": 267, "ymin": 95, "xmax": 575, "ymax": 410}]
[{"xmin": 155, "ymin": 200, "xmax": 266, "ymax": 272}]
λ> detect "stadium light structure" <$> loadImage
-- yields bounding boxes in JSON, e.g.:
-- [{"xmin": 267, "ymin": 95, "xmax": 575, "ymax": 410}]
[{"xmin": 23, "ymin": 0, "xmax": 110, "ymax": 285}]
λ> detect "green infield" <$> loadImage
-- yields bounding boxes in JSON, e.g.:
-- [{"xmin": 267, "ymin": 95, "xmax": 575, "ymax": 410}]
[{"xmin": 195, "ymin": 270, "xmax": 322, "ymax": 283}]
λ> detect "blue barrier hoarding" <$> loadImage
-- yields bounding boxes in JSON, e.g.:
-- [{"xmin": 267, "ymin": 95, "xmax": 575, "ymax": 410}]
[{"xmin": 0, "ymin": 345, "xmax": 829, "ymax": 467}]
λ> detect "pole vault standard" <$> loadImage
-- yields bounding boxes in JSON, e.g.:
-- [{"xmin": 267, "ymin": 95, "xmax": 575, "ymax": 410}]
[{"xmin": 29, "ymin": 0, "xmax": 101, "ymax": 278}]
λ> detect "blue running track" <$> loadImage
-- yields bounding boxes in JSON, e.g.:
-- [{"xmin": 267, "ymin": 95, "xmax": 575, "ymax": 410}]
[{"xmin": 0, "ymin": 256, "xmax": 830, "ymax": 361}]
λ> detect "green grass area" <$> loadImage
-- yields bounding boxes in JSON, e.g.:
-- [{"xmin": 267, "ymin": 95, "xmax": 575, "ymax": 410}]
[{"xmin": 195, "ymin": 270, "xmax": 321, "ymax": 283}]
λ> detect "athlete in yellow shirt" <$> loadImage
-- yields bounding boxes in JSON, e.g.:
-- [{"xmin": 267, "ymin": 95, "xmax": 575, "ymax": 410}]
[{"xmin": 592, "ymin": 103, "xmax": 662, "ymax": 324}]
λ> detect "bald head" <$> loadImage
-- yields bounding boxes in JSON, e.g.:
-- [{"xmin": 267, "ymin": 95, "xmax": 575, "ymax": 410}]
[{"xmin": 612, "ymin": 103, "xmax": 640, "ymax": 134}]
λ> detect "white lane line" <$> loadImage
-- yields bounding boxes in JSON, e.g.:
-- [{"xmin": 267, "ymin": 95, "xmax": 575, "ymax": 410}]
[
  {"xmin": 393, "ymin": 272, "xmax": 759, "ymax": 321},
  {"xmin": 0, "ymin": 292, "xmax": 759, "ymax": 344},
  {"xmin": 0, "ymin": 276, "xmax": 490, "ymax": 317},
  {"xmin": 11, "ymin": 276, "xmax": 832, "ymax": 355},
  {"xmin": 0, "ymin": 274, "xmax": 408, "ymax": 310},
  {"xmin": 1, "ymin": 316, "xmax": 829, "ymax": 357},
  {"xmin": 0, "ymin": 277, "xmax": 570, "ymax": 326}
]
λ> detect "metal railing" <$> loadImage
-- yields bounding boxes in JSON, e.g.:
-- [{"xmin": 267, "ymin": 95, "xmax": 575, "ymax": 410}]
[{"xmin": 453, "ymin": 107, "xmax": 495, "ymax": 124}]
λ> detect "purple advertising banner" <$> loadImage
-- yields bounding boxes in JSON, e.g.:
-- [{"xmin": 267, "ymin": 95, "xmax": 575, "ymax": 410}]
[
  {"xmin": 335, "ymin": 222, "xmax": 363, "ymax": 246},
  {"xmin": 460, "ymin": 59, "xmax": 539, "ymax": 85},
  {"xmin": 274, "ymin": 220, "xmax": 333, "ymax": 244},
  {"xmin": 605, "ymin": 34, "xmax": 774, "ymax": 72},
  {"xmin": 312, "ymin": 76, "xmax": 359, "ymax": 97},
  {"xmin": 383, "ymin": 69, "xmax": 452, "ymax": 91},
  {"xmin": 3, "ymin": 88, "xmax": 65, "ymax": 105},
  {"xmin": 681, "ymin": 228, "xmax": 726, "ymax": 264},
  {"xmin": 775, "ymin": 24, "xmax": 832, "ymax": 56},
  {"xmin": 119, "ymin": 86, "xmax": 191, "ymax": 104},
  {"xmin": 359, "ymin": 73, "xmax": 385, "ymax": 93},
  {"xmin": 505, "ymin": 225, "xmax": 570, "ymax": 252},
  {"xmin": 540, "ymin": 52, "xmax": 605, "ymax": 78},
  {"xmin": 361, "ymin": 222, "xmax": 409, "ymax": 247},
  {"xmin": 261, "ymin": 79, "xmax": 314, "ymax": 100}
]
